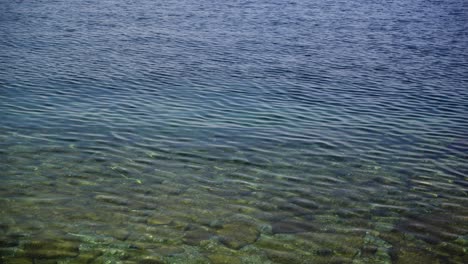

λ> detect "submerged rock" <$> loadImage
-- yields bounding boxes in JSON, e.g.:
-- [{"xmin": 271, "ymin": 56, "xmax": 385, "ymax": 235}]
[
  {"xmin": 74, "ymin": 252, "xmax": 103, "ymax": 264},
  {"xmin": 258, "ymin": 224, "xmax": 273, "ymax": 235},
  {"xmin": 183, "ymin": 228, "xmax": 214, "ymax": 246},
  {"xmin": 138, "ymin": 256, "xmax": 166, "ymax": 264},
  {"xmin": 0, "ymin": 247, "xmax": 21, "ymax": 258},
  {"xmin": 153, "ymin": 246, "xmax": 185, "ymax": 256},
  {"xmin": 0, "ymin": 257, "xmax": 33, "ymax": 264},
  {"xmin": 277, "ymin": 203, "xmax": 311, "ymax": 216},
  {"xmin": 147, "ymin": 215, "xmax": 173, "ymax": 226},
  {"xmin": 110, "ymin": 229, "xmax": 131, "ymax": 241},
  {"xmin": 395, "ymin": 212, "xmax": 461, "ymax": 245},
  {"xmin": 288, "ymin": 197, "xmax": 320, "ymax": 210},
  {"xmin": 264, "ymin": 249, "xmax": 302, "ymax": 264},
  {"xmin": 0, "ymin": 237, "xmax": 19, "ymax": 247},
  {"xmin": 391, "ymin": 247, "xmax": 440, "ymax": 264},
  {"xmin": 208, "ymin": 219, "xmax": 224, "ymax": 229},
  {"xmin": 454, "ymin": 235, "xmax": 468, "ymax": 247},
  {"xmin": 255, "ymin": 235, "xmax": 295, "ymax": 252},
  {"xmin": 208, "ymin": 254, "xmax": 242, "ymax": 264},
  {"xmin": 94, "ymin": 195, "xmax": 129, "ymax": 206},
  {"xmin": 434, "ymin": 242, "xmax": 466, "ymax": 258},
  {"xmin": 217, "ymin": 222, "xmax": 260, "ymax": 249},
  {"xmin": 297, "ymin": 232, "xmax": 364, "ymax": 259},
  {"xmin": 271, "ymin": 219, "xmax": 317, "ymax": 234},
  {"xmin": 23, "ymin": 239, "xmax": 79, "ymax": 258},
  {"xmin": 353, "ymin": 232, "xmax": 391, "ymax": 264}
]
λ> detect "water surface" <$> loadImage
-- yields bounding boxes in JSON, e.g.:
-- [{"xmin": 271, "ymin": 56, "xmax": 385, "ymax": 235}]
[{"xmin": 1, "ymin": 0, "xmax": 467, "ymax": 263}]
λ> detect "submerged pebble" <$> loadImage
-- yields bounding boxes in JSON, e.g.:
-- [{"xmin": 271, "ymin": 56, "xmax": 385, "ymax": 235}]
[
  {"xmin": 271, "ymin": 219, "xmax": 317, "ymax": 234},
  {"xmin": 0, "ymin": 257, "xmax": 33, "ymax": 264},
  {"xmin": 217, "ymin": 222, "xmax": 260, "ymax": 249},
  {"xmin": 390, "ymin": 247, "xmax": 440, "ymax": 264},
  {"xmin": 138, "ymin": 256, "xmax": 166, "ymax": 264},
  {"xmin": 264, "ymin": 249, "xmax": 303, "ymax": 264},
  {"xmin": 0, "ymin": 237, "xmax": 19, "ymax": 247},
  {"xmin": 147, "ymin": 216, "xmax": 173, "ymax": 226},
  {"xmin": 208, "ymin": 254, "xmax": 242, "ymax": 264},
  {"xmin": 94, "ymin": 195, "xmax": 129, "ymax": 206},
  {"xmin": 183, "ymin": 228, "xmax": 214, "ymax": 246},
  {"xmin": 23, "ymin": 239, "xmax": 80, "ymax": 259}
]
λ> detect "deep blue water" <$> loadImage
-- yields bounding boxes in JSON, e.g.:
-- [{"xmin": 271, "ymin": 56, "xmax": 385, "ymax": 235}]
[{"xmin": 1, "ymin": 0, "xmax": 467, "ymax": 263}]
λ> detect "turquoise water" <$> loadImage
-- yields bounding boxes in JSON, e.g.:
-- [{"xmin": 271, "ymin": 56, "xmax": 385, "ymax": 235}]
[{"xmin": 1, "ymin": 0, "xmax": 467, "ymax": 263}]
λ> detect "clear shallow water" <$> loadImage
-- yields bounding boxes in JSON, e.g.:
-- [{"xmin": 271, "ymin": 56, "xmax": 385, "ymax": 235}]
[{"xmin": 1, "ymin": 0, "xmax": 467, "ymax": 263}]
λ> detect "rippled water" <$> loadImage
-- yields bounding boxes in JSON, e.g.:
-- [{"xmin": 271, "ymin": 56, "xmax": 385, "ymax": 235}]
[{"xmin": 1, "ymin": 0, "xmax": 467, "ymax": 263}]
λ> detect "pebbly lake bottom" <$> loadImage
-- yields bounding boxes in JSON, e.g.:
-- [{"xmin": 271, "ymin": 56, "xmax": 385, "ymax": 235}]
[{"xmin": 0, "ymin": 135, "xmax": 467, "ymax": 264}]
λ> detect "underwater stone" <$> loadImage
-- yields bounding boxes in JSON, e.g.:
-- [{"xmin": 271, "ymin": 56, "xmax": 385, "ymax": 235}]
[
  {"xmin": 199, "ymin": 239, "xmax": 221, "ymax": 251},
  {"xmin": 158, "ymin": 184, "xmax": 185, "ymax": 196},
  {"xmin": 0, "ymin": 237, "xmax": 19, "ymax": 247},
  {"xmin": 264, "ymin": 249, "xmax": 302, "ymax": 264},
  {"xmin": 0, "ymin": 257, "xmax": 33, "ymax": 264},
  {"xmin": 361, "ymin": 245, "xmax": 379, "ymax": 256},
  {"xmin": 112, "ymin": 229, "xmax": 131, "ymax": 241},
  {"xmin": 259, "ymin": 224, "xmax": 273, "ymax": 235},
  {"xmin": 454, "ymin": 235, "xmax": 468, "ymax": 247},
  {"xmin": 217, "ymin": 222, "xmax": 260, "ymax": 250},
  {"xmin": 147, "ymin": 216, "xmax": 173, "ymax": 225},
  {"xmin": 23, "ymin": 239, "xmax": 79, "ymax": 258},
  {"xmin": 138, "ymin": 256, "xmax": 166, "ymax": 264},
  {"xmin": 100, "ymin": 247, "xmax": 130, "ymax": 259},
  {"xmin": 171, "ymin": 220, "xmax": 190, "ymax": 231},
  {"xmin": 153, "ymin": 246, "xmax": 185, "ymax": 256},
  {"xmin": 271, "ymin": 219, "xmax": 317, "ymax": 234},
  {"xmin": 277, "ymin": 203, "xmax": 311, "ymax": 216},
  {"xmin": 163, "ymin": 246, "xmax": 210, "ymax": 264},
  {"xmin": 435, "ymin": 242, "xmax": 466, "ymax": 257},
  {"xmin": 336, "ymin": 208, "xmax": 360, "ymax": 218},
  {"xmin": 0, "ymin": 247, "xmax": 16, "ymax": 258},
  {"xmin": 255, "ymin": 236, "xmax": 295, "ymax": 252},
  {"xmin": 73, "ymin": 252, "xmax": 103, "ymax": 264},
  {"xmin": 248, "ymin": 200, "xmax": 277, "ymax": 212},
  {"xmin": 315, "ymin": 248, "xmax": 334, "ymax": 256},
  {"xmin": 183, "ymin": 228, "xmax": 214, "ymax": 246},
  {"xmin": 69, "ymin": 179, "xmax": 97, "ymax": 186},
  {"xmin": 130, "ymin": 242, "xmax": 159, "ymax": 250},
  {"xmin": 208, "ymin": 219, "xmax": 224, "ymax": 229},
  {"xmin": 237, "ymin": 205, "xmax": 259, "ymax": 214},
  {"xmin": 373, "ymin": 220, "xmax": 396, "ymax": 232},
  {"xmin": 26, "ymin": 249, "xmax": 79, "ymax": 259},
  {"xmin": 91, "ymin": 255, "xmax": 125, "ymax": 264},
  {"xmin": 208, "ymin": 254, "xmax": 242, "ymax": 264},
  {"xmin": 288, "ymin": 197, "xmax": 319, "ymax": 210},
  {"xmin": 94, "ymin": 195, "xmax": 129, "ymax": 206},
  {"xmin": 35, "ymin": 259, "xmax": 66, "ymax": 264},
  {"xmin": 391, "ymin": 247, "xmax": 440, "ymax": 264},
  {"xmin": 353, "ymin": 234, "xmax": 392, "ymax": 264},
  {"xmin": 0, "ymin": 217, "xmax": 16, "ymax": 230},
  {"xmin": 297, "ymin": 232, "xmax": 364, "ymax": 259}
]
